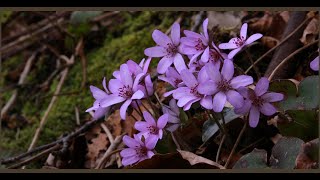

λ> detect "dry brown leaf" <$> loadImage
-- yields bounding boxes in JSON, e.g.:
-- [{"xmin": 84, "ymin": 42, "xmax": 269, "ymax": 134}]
[
  {"xmin": 177, "ymin": 150, "xmax": 225, "ymax": 169},
  {"xmin": 295, "ymin": 138, "xmax": 319, "ymax": 169},
  {"xmin": 207, "ymin": 11, "xmax": 245, "ymax": 29},
  {"xmin": 86, "ymin": 131, "xmax": 109, "ymax": 168},
  {"xmin": 300, "ymin": 18, "xmax": 319, "ymax": 45},
  {"xmin": 261, "ymin": 36, "xmax": 280, "ymax": 49}
]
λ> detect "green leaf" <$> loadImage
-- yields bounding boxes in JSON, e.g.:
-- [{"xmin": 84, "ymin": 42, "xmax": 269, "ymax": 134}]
[
  {"xmin": 202, "ymin": 108, "xmax": 241, "ymax": 142},
  {"xmin": 233, "ymin": 149, "xmax": 268, "ymax": 169},
  {"xmin": 269, "ymin": 76, "xmax": 319, "ymax": 111},
  {"xmin": 70, "ymin": 11, "xmax": 103, "ymax": 24},
  {"xmin": 270, "ymin": 137, "xmax": 304, "ymax": 169},
  {"xmin": 277, "ymin": 110, "xmax": 318, "ymax": 141}
]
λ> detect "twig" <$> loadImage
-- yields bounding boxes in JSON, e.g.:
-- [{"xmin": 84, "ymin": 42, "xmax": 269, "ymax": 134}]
[
  {"xmin": 135, "ymin": 100, "xmax": 144, "ymax": 117},
  {"xmin": 95, "ymin": 134, "xmax": 125, "ymax": 169},
  {"xmin": 1, "ymin": 52, "xmax": 37, "ymax": 118},
  {"xmin": 216, "ymin": 134, "xmax": 226, "ymax": 162},
  {"xmin": 245, "ymin": 49, "xmax": 261, "ymax": 79},
  {"xmin": 75, "ymin": 107, "xmax": 80, "ymax": 126},
  {"xmin": 1, "ymin": 109, "xmax": 112, "ymax": 165},
  {"xmin": 91, "ymin": 11, "xmax": 120, "ymax": 22},
  {"xmin": 245, "ymin": 15, "xmax": 312, "ymax": 74},
  {"xmin": 75, "ymin": 37, "xmax": 87, "ymax": 89},
  {"xmin": 141, "ymin": 101, "xmax": 154, "ymax": 116},
  {"xmin": 28, "ymin": 59, "xmax": 72, "ymax": 151},
  {"xmin": 100, "ymin": 123, "xmax": 114, "ymax": 143},
  {"xmin": 171, "ymin": 132, "xmax": 182, "ymax": 150},
  {"xmin": 165, "ymin": 16, "xmax": 183, "ymax": 35},
  {"xmin": 224, "ymin": 120, "xmax": 248, "ymax": 168},
  {"xmin": 238, "ymin": 137, "xmax": 265, "ymax": 154},
  {"xmin": 8, "ymin": 145, "xmax": 61, "ymax": 169},
  {"xmin": 268, "ymin": 40, "xmax": 318, "ymax": 81},
  {"xmin": 208, "ymin": 111, "xmax": 225, "ymax": 134}
]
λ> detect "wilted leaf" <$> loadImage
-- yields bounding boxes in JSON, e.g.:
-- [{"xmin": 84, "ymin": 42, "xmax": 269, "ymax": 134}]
[
  {"xmin": 269, "ymin": 76, "xmax": 319, "ymax": 111},
  {"xmin": 276, "ymin": 110, "xmax": 318, "ymax": 141},
  {"xmin": 300, "ymin": 18, "xmax": 319, "ymax": 45},
  {"xmin": 233, "ymin": 149, "xmax": 268, "ymax": 169},
  {"xmin": 177, "ymin": 150, "xmax": 224, "ymax": 169},
  {"xmin": 207, "ymin": 11, "xmax": 245, "ymax": 29},
  {"xmin": 70, "ymin": 11, "xmax": 103, "ymax": 25},
  {"xmin": 130, "ymin": 152, "xmax": 219, "ymax": 169},
  {"xmin": 270, "ymin": 137, "xmax": 304, "ymax": 169},
  {"xmin": 202, "ymin": 108, "xmax": 241, "ymax": 142},
  {"xmin": 296, "ymin": 138, "xmax": 319, "ymax": 169},
  {"xmin": 261, "ymin": 36, "xmax": 279, "ymax": 48}
]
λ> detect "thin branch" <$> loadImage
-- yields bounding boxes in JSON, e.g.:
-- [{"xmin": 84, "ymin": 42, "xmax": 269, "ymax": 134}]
[
  {"xmin": 268, "ymin": 40, "xmax": 318, "ymax": 81},
  {"xmin": 75, "ymin": 107, "xmax": 80, "ymax": 126},
  {"xmin": 100, "ymin": 123, "xmax": 114, "ymax": 143},
  {"xmin": 8, "ymin": 144, "xmax": 61, "ymax": 169},
  {"xmin": 1, "ymin": 52, "xmax": 38, "ymax": 118},
  {"xmin": 224, "ymin": 120, "xmax": 248, "ymax": 168},
  {"xmin": 245, "ymin": 49, "xmax": 261, "ymax": 79},
  {"xmin": 216, "ymin": 134, "xmax": 226, "ymax": 162},
  {"xmin": 171, "ymin": 132, "xmax": 182, "ymax": 150},
  {"xmin": 95, "ymin": 134, "xmax": 125, "ymax": 169},
  {"xmin": 245, "ymin": 16, "xmax": 313, "ymax": 74}
]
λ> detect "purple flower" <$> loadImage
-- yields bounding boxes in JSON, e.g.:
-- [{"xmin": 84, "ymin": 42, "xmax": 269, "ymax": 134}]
[
  {"xmin": 120, "ymin": 134, "xmax": 158, "ymax": 166},
  {"xmin": 200, "ymin": 42, "xmax": 228, "ymax": 67},
  {"xmin": 113, "ymin": 58, "xmax": 152, "ymax": 79},
  {"xmin": 144, "ymin": 23, "xmax": 187, "ymax": 74},
  {"xmin": 101, "ymin": 64, "xmax": 145, "ymax": 120},
  {"xmin": 172, "ymin": 67, "xmax": 213, "ymax": 110},
  {"xmin": 85, "ymin": 77, "xmax": 111, "ymax": 120},
  {"xmin": 198, "ymin": 59, "xmax": 253, "ymax": 112},
  {"xmin": 235, "ymin": 77, "xmax": 284, "ymax": 128},
  {"xmin": 162, "ymin": 99, "xmax": 180, "ymax": 132},
  {"xmin": 219, "ymin": 23, "xmax": 263, "ymax": 59},
  {"xmin": 310, "ymin": 56, "xmax": 319, "ymax": 71},
  {"xmin": 134, "ymin": 111, "xmax": 168, "ymax": 140},
  {"xmin": 159, "ymin": 67, "xmax": 184, "ymax": 88},
  {"xmin": 180, "ymin": 18, "xmax": 210, "ymax": 64}
]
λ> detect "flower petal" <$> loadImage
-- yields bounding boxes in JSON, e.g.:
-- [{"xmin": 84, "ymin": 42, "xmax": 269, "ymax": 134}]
[
  {"xmin": 202, "ymin": 18, "xmax": 209, "ymax": 40},
  {"xmin": 179, "ymin": 45, "xmax": 198, "ymax": 55},
  {"xmin": 230, "ymin": 75, "xmax": 253, "ymax": 89},
  {"xmin": 120, "ymin": 64, "xmax": 133, "ymax": 87},
  {"xmin": 245, "ymin": 33, "xmax": 263, "ymax": 45},
  {"xmin": 90, "ymin": 85, "xmax": 108, "ymax": 100},
  {"xmin": 221, "ymin": 59, "xmax": 234, "ymax": 81},
  {"xmin": 184, "ymin": 30, "xmax": 202, "ymax": 39},
  {"xmin": 145, "ymin": 135, "xmax": 159, "ymax": 150},
  {"xmin": 157, "ymin": 114, "xmax": 168, "ymax": 129},
  {"xmin": 197, "ymin": 65, "xmax": 210, "ymax": 83},
  {"xmin": 172, "ymin": 87, "xmax": 190, "ymax": 99},
  {"xmin": 177, "ymin": 95, "xmax": 197, "ymax": 107},
  {"xmin": 234, "ymin": 100, "xmax": 252, "ymax": 115},
  {"xmin": 93, "ymin": 107, "xmax": 109, "ymax": 120},
  {"xmin": 120, "ymin": 148, "xmax": 137, "ymax": 158},
  {"xmin": 173, "ymin": 53, "xmax": 187, "ymax": 73},
  {"xmin": 120, "ymin": 99, "xmax": 132, "ymax": 120},
  {"xmin": 180, "ymin": 69, "xmax": 198, "ymax": 88},
  {"xmin": 134, "ymin": 121, "xmax": 149, "ymax": 132},
  {"xmin": 197, "ymin": 80, "xmax": 218, "ymax": 95},
  {"xmin": 113, "ymin": 71, "xmax": 120, "ymax": 80},
  {"xmin": 249, "ymin": 106, "xmax": 260, "ymax": 128},
  {"xmin": 144, "ymin": 75, "xmax": 154, "ymax": 96},
  {"xmin": 122, "ymin": 156, "xmax": 140, "ymax": 166},
  {"xmin": 108, "ymin": 79, "xmax": 123, "ymax": 94},
  {"xmin": 157, "ymin": 57, "xmax": 173, "ymax": 74},
  {"xmin": 200, "ymin": 95, "xmax": 213, "ymax": 109},
  {"xmin": 237, "ymin": 86, "xmax": 250, "ymax": 99},
  {"xmin": 310, "ymin": 56, "xmax": 319, "ymax": 71},
  {"xmin": 143, "ymin": 57, "xmax": 152, "ymax": 73},
  {"xmin": 132, "ymin": 73, "xmax": 145, "ymax": 91},
  {"xmin": 260, "ymin": 102, "xmax": 277, "ymax": 116},
  {"xmin": 212, "ymin": 92, "xmax": 226, "ymax": 112},
  {"xmin": 262, "ymin": 92, "xmax": 284, "ymax": 102},
  {"xmin": 183, "ymin": 98, "xmax": 201, "ymax": 111},
  {"xmin": 100, "ymin": 94, "xmax": 126, "ymax": 107},
  {"xmin": 147, "ymin": 151, "xmax": 155, "ymax": 158},
  {"xmin": 205, "ymin": 62, "xmax": 221, "ymax": 82},
  {"xmin": 227, "ymin": 48, "xmax": 242, "ymax": 59},
  {"xmin": 200, "ymin": 47, "xmax": 210, "ymax": 63},
  {"xmin": 131, "ymin": 90, "xmax": 145, "ymax": 100},
  {"xmin": 102, "ymin": 77, "xmax": 109, "ymax": 93},
  {"xmin": 226, "ymin": 90, "xmax": 244, "ymax": 109},
  {"xmin": 169, "ymin": 99, "xmax": 180, "ymax": 115},
  {"xmin": 240, "ymin": 23, "xmax": 248, "ymax": 40},
  {"xmin": 144, "ymin": 46, "xmax": 167, "ymax": 57},
  {"xmin": 123, "ymin": 135, "xmax": 140, "ymax": 148},
  {"xmin": 143, "ymin": 111, "xmax": 157, "ymax": 126},
  {"xmin": 152, "ymin": 29, "xmax": 172, "ymax": 47},
  {"xmin": 254, "ymin": 77, "xmax": 269, "ymax": 96},
  {"xmin": 218, "ymin": 42, "xmax": 238, "ymax": 50},
  {"xmin": 171, "ymin": 23, "xmax": 180, "ymax": 46}
]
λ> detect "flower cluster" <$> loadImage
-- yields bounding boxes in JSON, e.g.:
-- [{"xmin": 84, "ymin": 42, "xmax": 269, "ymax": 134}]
[{"xmin": 86, "ymin": 18, "xmax": 285, "ymax": 167}]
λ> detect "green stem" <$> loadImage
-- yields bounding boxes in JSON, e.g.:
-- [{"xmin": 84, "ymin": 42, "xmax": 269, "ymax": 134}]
[{"xmin": 208, "ymin": 110, "xmax": 225, "ymax": 134}]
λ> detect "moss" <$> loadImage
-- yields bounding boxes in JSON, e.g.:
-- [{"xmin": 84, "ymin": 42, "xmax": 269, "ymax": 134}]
[{"xmin": 0, "ymin": 11, "xmax": 178, "ymax": 167}]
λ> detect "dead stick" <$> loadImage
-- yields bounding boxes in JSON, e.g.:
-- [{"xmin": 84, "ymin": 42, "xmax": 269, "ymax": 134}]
[
  {"xmin": 216, "ymin": 134, "xmax": 226, "ymax": 162},
  {"xmin": 8, "ymin": 145, "xmax": 61, "ymax": 169},
  {"xmin": 28, "ymin": 67, "xmax": 69, "ymax": 151}
]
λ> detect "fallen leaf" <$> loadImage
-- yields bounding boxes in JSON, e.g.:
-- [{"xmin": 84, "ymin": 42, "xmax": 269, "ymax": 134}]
[
  {"xmin": 295, "ymin": 138, "xmax": 319, "ymax": 169},
  {"xmin": 300, "ymin": 17, "xmax": 319, "ymax": 45},
  {"xmin": 177, "ymin": 150, "xmax": 225, "ymax": 169},
  {"xmin": 207, "ymin": 11, "xmax": 246, "ymax": 30},
  {"xmin": 86, "ymin": 129, "xmax": 109, "ymax": 168},
  {"xmin": 233, "ymin": 149, "xmax": 268, "ymax": 169},
  {"xmin": 261, "ymin": 36, "xmax": 279, "ymax": 48}
]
